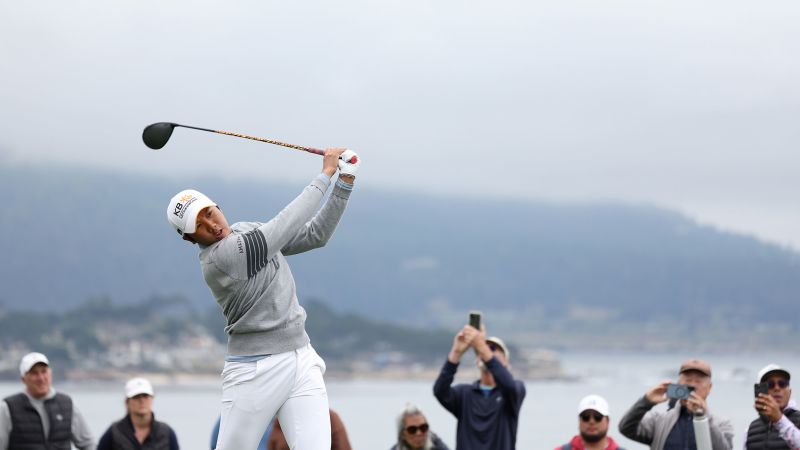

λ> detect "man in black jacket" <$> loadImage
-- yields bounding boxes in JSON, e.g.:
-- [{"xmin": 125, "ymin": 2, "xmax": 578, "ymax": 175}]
[
  {"xmin": 746, "ymin": 364, "xmax": 800, "ymax": 449},
  {"xmin": 433, "ymin": 324, "xmax": 526, "ymax": 450},
  {"xmin": 98, "ymin": 377, "xmax": 179, "ymax": 450},
  {"xmin": 0, "ymin": 352, "xmax": 95, "ymax": 450}
]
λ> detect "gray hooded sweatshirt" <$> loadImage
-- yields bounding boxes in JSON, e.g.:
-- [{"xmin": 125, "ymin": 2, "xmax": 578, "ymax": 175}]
[{"xmin": 198, "ymin": 174, "xmax": 351, "ymax": 356}]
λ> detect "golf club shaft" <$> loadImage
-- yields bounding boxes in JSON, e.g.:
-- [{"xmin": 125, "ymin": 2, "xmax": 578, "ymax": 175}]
[{"xmin": 177, "ymin": 124, "xmax": 325, "ymax": 156}]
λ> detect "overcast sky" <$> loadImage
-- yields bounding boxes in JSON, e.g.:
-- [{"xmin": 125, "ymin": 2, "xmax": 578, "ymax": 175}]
[{"xmin": 1, "ymin": 0, "xmax": 798, "ymax": 249}]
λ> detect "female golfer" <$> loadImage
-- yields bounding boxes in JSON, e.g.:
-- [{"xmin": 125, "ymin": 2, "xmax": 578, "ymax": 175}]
[{"xmin": 167, "ymin": 148, "xmax": 359, "ymax": 450}]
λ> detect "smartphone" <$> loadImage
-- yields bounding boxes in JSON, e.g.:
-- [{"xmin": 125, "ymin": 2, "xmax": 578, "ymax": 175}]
[
  {"xmin": 666, "ymin": 383, "xmax": 695, "ymax": 400},
  {"xmin": 469, "ymin": 311, "xmax": 482, "ymax": 330},
  {"xmin": 754, "ymin": 382, "xmax": 769, "ymax": 397}
]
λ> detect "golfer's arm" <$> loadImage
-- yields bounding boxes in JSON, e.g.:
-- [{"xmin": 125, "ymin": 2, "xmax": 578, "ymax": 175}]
[
  {"xmin": 254, "ymin": 174, "xmax": 330, "ymax": 256},
  {"xmin": 282, "ymin": 177, "xmax": 353, "ymax": 255}
]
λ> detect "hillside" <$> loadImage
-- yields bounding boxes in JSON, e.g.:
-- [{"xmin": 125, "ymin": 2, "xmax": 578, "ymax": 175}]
[
  {"xmin": 0, "ymin": 297, "xmax": 456, "ymax": 379},
  {"xmin": 2, "ymin": 163, "xmax": 800, "ymax": 348}
]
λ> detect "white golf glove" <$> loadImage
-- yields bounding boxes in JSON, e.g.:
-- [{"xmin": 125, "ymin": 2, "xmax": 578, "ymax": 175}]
[{"xmin": 338, "ymin": 149, "xmax": 360, "ymax": 177}]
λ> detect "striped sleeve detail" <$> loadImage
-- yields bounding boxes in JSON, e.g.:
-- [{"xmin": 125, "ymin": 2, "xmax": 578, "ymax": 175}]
[{"xmin": 242, "ymin": 229, "xmax": 269, "ymax": 278}]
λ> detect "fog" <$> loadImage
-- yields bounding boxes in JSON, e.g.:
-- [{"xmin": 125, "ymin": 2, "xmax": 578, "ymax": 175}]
[{"xmin": 1, "ymin": 0, "xmax": 798, "ymax": 247}]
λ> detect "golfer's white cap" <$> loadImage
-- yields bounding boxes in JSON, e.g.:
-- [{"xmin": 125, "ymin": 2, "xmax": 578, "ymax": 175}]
[
  {"xmin": 167, "ymin": 189, "xmax": 216, "ymax": 236},
  {"xmin": 125, "ymin": 377, "xmax": 154, "ymax": 398},
  {"xmin": 19, "ymin": 352, "xmax": 49, "ymax": 377},
  {"xmin": 758, "ymin": 363, "xmax": 791, "ymax": 382},
  {"xmin": 578, "ymin": 394, "xmax": 610, "ymax": 416}
]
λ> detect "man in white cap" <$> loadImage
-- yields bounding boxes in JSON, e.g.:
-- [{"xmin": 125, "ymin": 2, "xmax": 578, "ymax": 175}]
[
  {"xmin": 167, "ymin": 147, "xmax": 359, "ymax": 450},
  {"xmin": 555, "ymin": 395, "xmax": 626, "ymax": 450},
  {"xmin": 745, "ymin": 364, "xmax": 800, "ymax": 449},
  {"xmin": 434, "ymin": 323, "xmax": 526, "ymax": 450},
  {"xmin": 97, "ymin": 377, "xmax": 178, "ymax": 450},
  {"xmin": 0, "ymin": 352, "xmax": 95, "ymax": 450}
]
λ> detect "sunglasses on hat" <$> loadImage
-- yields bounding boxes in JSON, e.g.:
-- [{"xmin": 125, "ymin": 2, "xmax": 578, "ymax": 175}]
[
  {"xmin": 580, "ymin": 412, "xmax": 604, "ymax": 423},
  {"xmin": 405, "ymin": 423, "xmax": 429, "ymax": 435}
]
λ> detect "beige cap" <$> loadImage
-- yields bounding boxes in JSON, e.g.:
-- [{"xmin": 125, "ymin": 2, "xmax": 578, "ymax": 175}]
[
  {"xmin": 486, "ymin": 336, "xmax": 510, "ymax": 361},
  {"xmin": 679, "ymin": 359, "xmax": 712, "ymax": 377}
]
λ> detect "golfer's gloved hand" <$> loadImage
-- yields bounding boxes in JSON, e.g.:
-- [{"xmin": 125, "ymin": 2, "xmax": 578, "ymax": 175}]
[{"xmin": 338, "ymin": 149, "xmax": 360, "ymax": 177}]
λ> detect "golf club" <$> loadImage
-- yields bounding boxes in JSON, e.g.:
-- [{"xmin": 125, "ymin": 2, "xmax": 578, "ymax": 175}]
[{"xmin": 142, "ymin": 122, "xmax": 358, "ymax": 163}]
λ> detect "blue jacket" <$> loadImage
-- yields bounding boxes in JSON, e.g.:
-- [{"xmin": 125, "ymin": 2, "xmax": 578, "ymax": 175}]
[{"xmin": 433, "ymin": 357, "xmax": 526, "ymax": 450}]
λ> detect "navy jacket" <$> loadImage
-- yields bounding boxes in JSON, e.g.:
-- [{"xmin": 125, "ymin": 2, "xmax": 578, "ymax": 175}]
[
  {"xmin": 97, "ymin": 414, "xmax": 178, "ymax": 450},
  {"xmin": 433, "ymin": 357, "xmax": 526, "ymax": 450}
]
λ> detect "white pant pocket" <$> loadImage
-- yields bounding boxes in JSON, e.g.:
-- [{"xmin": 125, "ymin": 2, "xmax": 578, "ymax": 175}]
[{"xmin": 221, "ymin": 360, "xmax": 257, "ymax": 390}]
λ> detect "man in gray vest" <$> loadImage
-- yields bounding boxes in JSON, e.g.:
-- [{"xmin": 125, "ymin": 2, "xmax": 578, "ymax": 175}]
[
  {"xmin": 745, "ymin": 364, "xmax": 800, "ymax": 449},
  {"xmin": 0, "ymin": 352, "xmax": 95, "ymax": 450}
]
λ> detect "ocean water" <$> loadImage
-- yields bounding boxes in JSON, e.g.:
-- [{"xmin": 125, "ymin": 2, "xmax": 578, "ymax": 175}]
[{"xmin": 2, "ymin": 351, "xmax": 798, "ymax": 449}]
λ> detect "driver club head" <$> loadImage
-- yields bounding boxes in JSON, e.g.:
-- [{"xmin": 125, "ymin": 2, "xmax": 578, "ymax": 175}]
[{"xmin": 142, "ymin": 122, "xmax": 177, "ymax": 150}]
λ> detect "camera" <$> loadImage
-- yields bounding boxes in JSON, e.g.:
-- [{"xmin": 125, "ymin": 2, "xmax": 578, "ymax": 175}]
[{"xmin": 666, "ymin": 383, "xmax": 695, "ymax": 400}]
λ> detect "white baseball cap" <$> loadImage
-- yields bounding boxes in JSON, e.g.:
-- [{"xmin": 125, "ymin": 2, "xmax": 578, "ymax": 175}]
[
  {"xmin": 19, "ymin": 352, "xmax": 49, "ymax": 377},
  {"xmin": 125, "ymin": 377, "xmax": 154, "ymax": 398},
  {"xmin": 167, "ymin": 189, "xmax": 216, "ymax": 237},
  {"xmin": 578, "ymin": 394, "xmax": 610, "ymax": 417},
  {"xmin": 758, "ymin": 364, "xmax": 791, "ymax": 382}
]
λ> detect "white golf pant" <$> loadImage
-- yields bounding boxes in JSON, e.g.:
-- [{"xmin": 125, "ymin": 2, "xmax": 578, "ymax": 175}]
[{"xmin": 215, "ymin": 343, "xmax": 331, "ymax": 450}]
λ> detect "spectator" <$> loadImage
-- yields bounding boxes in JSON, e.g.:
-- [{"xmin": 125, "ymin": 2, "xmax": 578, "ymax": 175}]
[
  {"xmin": 555, "ymin": 395, "xmax": 626, "ymax": 450},
  {"xmin": 268, "ymin": 410, "xmax": 351, "ymax": 450},
  {"xmin": 618, "ymin": 358, "xmax": 733, "ymax": 450},
  {"xmin": 0, "ymin": 352, "xmax": 95, "ymax": 450},
  {"xmin": 97, "ymin": 377, "xmax": 179, "ymax": 450},
  {"xmin": 390, "ymin": 404, "xmax": 449, "ymax": 450},
  {"xmin": 433, "ymin": 323, "xmax": 526, "ymax": 450},
  {"xmin": 745, "ymin": 364, "xmax": 800, "ymax": 449}
]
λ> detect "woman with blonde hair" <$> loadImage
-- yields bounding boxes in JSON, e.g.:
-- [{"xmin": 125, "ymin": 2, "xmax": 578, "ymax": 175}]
[{"xmin": 390, "ymin": 404, "xmax": 449, "ymax": 450}]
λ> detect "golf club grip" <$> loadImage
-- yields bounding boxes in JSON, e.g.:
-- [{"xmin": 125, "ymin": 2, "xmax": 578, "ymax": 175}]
[{"xmin": 214, "ymin": 130, "xmax": 325, "ymax": 156}]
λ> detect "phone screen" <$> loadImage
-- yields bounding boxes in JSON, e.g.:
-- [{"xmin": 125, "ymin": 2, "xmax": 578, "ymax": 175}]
[{"xmin": 469, "ymin": 311, "xmax": 481, "ymax": 330}]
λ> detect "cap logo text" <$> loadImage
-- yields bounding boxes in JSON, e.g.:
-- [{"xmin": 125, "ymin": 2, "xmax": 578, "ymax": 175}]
[{"xmin": 173, "ymin": 196, "xmax": 198, "ymax": 219}]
